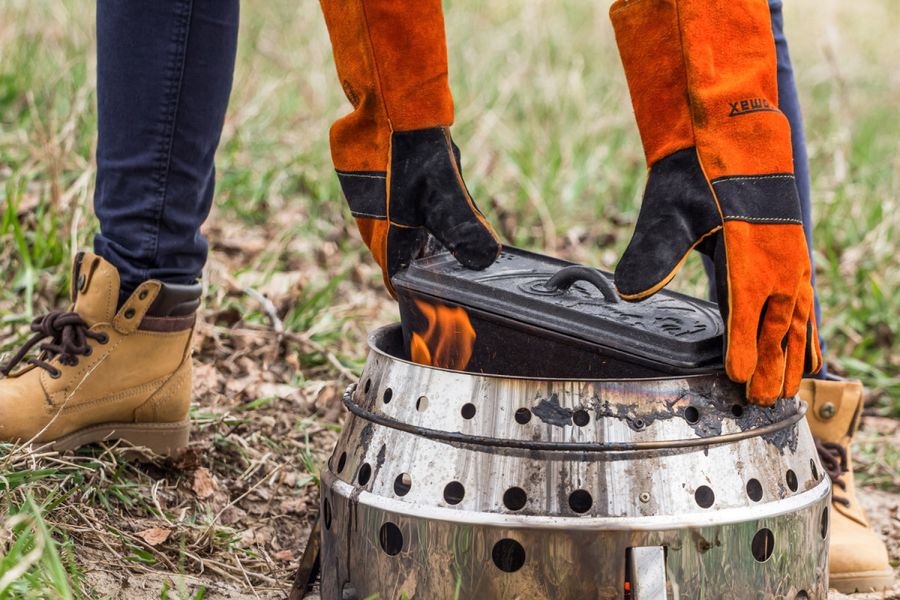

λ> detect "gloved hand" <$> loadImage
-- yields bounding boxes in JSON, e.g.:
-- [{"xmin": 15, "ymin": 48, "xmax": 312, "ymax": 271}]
[
  {"xmin": 610, "ymin": 0, "xmax": 821, "ymax": 405},
  {"xmin": 320, "ymin": 0, "xmax": 501, "ymax": 296}
]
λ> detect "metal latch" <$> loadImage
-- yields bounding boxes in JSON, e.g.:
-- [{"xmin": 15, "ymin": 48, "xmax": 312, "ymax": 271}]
[{"xmin": 626, "ymin": 546, "xmax": 667, "ymax": 600}]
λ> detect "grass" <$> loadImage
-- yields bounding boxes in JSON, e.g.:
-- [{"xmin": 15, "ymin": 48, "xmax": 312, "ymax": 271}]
[{"xmin": 0, "ymin": 0, "xmax": 898, "ymax": 596}]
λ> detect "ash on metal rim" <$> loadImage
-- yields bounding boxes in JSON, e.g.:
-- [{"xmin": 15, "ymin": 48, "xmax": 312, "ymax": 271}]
[{"xmin": 342, "ymin": 384, "xmax": 808, "ymax": 453}]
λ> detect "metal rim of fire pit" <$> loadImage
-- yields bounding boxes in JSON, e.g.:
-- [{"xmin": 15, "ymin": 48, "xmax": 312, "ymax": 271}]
[
  {"xmin": 323, "ymin": 470, "xmax": 830, "ymax": 531},
  {"xmin": 341, "ymin": 383, "xmax": 808, "ymax": 453}
]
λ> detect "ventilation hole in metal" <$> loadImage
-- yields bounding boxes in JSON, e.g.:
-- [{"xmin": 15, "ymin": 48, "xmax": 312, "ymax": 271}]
[
  {"xmin": 461, "ymin": 403, "xmax": 477, "ymax": 420},
  {"xmin": 492, "ymin": 539, "xmax": 526, "ymax": 573},
  {"xmin": 323, "ymin": 497, "xmax": 332, "ymax": 530},
  {"xmin": 694, "ymin": 485, "xmax": 715, "ymax": 508},
  {"xmin": 379, "ymin": 522, "xmax": 403, "ymax": 556},
  {"xmin": 810, "ymin": 459, "xmax": 819, "ymax": 481},
  {"xmin": 444, "ymin": 481, "xmax": 465, "ymax": 505},
  {"xmin": 416, "ymin": 396, "xmax": 428, "ymax": 412},
  {"xmin": 568, "ymin": 490, "xmax": 593, "ymax": 514},
  {"xmin": 357, "ymin": 463, "xmax": 372, "ymax": 486},
  {"xmin": 394, "ymin": 473, "xmax": 412, "ymax": 497},
  {"xmin": 364, "ymin": 379, "xmax": 371, "ymax": 394},
  {"xmin": 573, "ymin": 409, "xmax": 590, "ymax": 427},
  {"xmin": 503, "ymin": 487, "xmax": 527, "ymax": 511},
  {"xmin": 731, "ymin": 404, "xmax": 744, "ymax": 418},
  {"xmin": 341, "ymin": 582, "xmax": 358, "ymax": 599},
  {"xmin": 336, "ymin": 451, "xmax": 347, "ymax": 474},
  {"xmin": 684, "ymin": 406, "xmax": 700, "ymax": 424},
  {"xmin": 751, "ymin": 528, "xmax": 775, "ymax": 562},
  {"xmin": 746, "ymin": 478, "xmax": 763, "ymax": 502},
  {"xmin": 515, "ymin": 408, "xmax": 532, "ymax": 424},
  {"xmin": 786, "ymin": 469, "xmax": 798, "ymax": 492},
  {"xmin": 820, "ymin": 506, "xmax": 829, "ymax": 539},
  {"xmin": 383, "ymin": 388, "xmax": 393, "ymax": 404}
]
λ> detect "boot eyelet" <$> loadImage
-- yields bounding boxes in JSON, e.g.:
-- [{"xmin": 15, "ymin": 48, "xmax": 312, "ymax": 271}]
[
  {"xmin": 98, "ymin": 333, "xmax": 109, "ymax": 344},
  {"xmin": 83, "ymin": 347, "xmax": 93, "ymax": 357},
  {"xmin": 138, "ymin": 290, "xmax": 148, "ymax": 300},
  {"xmin": 49, "ymin": 368, "xmax": 62, "ymax": 379},
  {"xmin": 124, "ymin": 308, "xmax": 136, "ymax": 319}
]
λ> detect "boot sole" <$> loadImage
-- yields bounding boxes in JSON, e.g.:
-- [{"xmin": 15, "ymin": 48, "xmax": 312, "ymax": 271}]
[
  {"xmin": 50, "ymin": 420, "xmax": 191, "ymax": 457},
  {"xmin": 830, "ymin": 569, "xmax": 896, "ymax": 594}
]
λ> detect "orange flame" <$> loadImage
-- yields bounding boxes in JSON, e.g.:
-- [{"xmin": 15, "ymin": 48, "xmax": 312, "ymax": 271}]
[{"xmin": 409, "ymin": 299, "xmax": 476, "ymax": 370}]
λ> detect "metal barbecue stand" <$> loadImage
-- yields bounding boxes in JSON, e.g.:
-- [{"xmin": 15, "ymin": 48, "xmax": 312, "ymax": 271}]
[{"xmin": 293, "ymin": 250, "xmax": 830, "ymax": 599}]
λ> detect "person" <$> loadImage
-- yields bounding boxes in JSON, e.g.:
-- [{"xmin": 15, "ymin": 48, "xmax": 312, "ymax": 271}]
[{"xmin": 0, "ymin": 0, "xmax": 891, "ymax": 593}]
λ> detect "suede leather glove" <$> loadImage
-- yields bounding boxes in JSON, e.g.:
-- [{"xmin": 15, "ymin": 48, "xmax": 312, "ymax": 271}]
[
  {"xmin": 610, "ymin": 0, "xmax": 821, "ymax": 405},
  {"xmin": 320, "ymin": 0, "xmax": 501, "ymax": 296}
]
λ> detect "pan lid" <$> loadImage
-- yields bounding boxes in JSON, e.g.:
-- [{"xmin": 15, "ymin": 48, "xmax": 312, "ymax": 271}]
[{"xmin": 391, "ymin": 246, "xmax": 724, "ymax": 371}]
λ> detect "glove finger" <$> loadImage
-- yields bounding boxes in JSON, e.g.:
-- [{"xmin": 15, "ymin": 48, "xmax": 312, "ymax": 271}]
[
  {"xmin": 746, "ymin": 292, "xmax": 796, "ymax": 406},
  {"xmin": 415, "ymin": 131, "xmax": 501, "ymax": 270},
  {"xmin": 615, "ymin": 149, "xmax": 722, "ymax": 300},
  {"xmin": 781, "ymin": 284, "xmax": 813, "ymax": 398},
  {"xmin": 723, "ymin": 278, "xmax": 766, "ymax": 384},
  {"xmin": 805, "ymin": 309, "xmax": 823, "ymax": 375},
  {"xmin": 385, "ymin": 226, "xmax": 428, "ymax": 290}
]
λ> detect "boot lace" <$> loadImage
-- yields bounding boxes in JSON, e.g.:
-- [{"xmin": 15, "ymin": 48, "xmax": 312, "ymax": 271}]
[
  {"xmin": 0, "ymin": 311, "xmax": 107, "ymax": 378},
  {"xmin": 815, "ymin": 436, "xmax": 851, "ymax": 507}
]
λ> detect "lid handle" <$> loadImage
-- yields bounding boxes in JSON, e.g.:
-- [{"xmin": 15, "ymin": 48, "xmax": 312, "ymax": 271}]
[{"xmin": 545, "ymin": 266, "xmax": 619, "ymax": 303}]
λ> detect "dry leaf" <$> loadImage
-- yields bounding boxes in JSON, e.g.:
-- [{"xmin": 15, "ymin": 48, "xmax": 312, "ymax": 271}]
[
  {"xmin": 280, "ymin": 497, "xmax": 306, "ymax": 514},
  {"xmin": 137, "ymin": 527, "xmax": 171, "ymax": 547},
  {"xmin": 193, "ymin": 467, "xmax": 219, "ymax": 499},
  {"xmin": 274, "ymin": 550, "xmax": 296, "ymax": 562}
]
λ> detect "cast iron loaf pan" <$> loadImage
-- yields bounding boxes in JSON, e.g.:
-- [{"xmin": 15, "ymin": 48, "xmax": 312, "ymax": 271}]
[{"xmin": 392, "ymin": 246, "xmax": 725, "ymax": 379}]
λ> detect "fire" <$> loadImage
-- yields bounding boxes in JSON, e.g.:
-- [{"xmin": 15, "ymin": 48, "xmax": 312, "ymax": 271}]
[{"xmin": 409, "ymin": 299, "xmax": 476, "ymax": 370}]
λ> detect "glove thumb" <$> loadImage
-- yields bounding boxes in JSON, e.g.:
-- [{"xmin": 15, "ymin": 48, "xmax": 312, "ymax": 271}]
[
  {"xmin": 615, "ymin": 149, "xmax": 722, "ymax": 300},
  {"xmin": 406, "ymin": 130, "xmax": 501, "ymax": 270}
]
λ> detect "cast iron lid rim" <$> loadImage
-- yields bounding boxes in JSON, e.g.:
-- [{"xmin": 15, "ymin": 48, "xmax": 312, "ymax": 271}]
[
  {"xmin": 392, "ymin": 282, "xmax": 721, "ymax": 366},
  {"xmin": 368, "ymin": 323, "xmax": 729, "ymax": 384},
  {"xmin": 391, "ymin": 246, "xmax": 725, "ymax": 367},
  {"xmin": 403, "ymin": 290, "xmax": 724, "ymax": 373},
  {"xmin": 343, "ymin": 384, "xmax": 807, "ymax": 453}
]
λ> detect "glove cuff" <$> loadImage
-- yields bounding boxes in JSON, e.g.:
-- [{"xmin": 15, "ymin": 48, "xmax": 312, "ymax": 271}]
[
  {"xmin": 610, "ymin": 0, "xmax": 693, "ymax": 167},
  {"xmin": 676, "ymin": 0, "xmax": 794, "ymax": 180},
  {"xmin": 322, "ymin": 0, "xmax": 454, "ymax": 173}
]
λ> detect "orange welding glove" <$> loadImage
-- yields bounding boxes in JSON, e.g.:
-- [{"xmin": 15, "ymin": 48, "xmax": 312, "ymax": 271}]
[
  {"xmin": 610, "ymin": 0, "xmax": 821, "ymax": 405},
  {"xmin": 320, "ymin": 0, "xmax": 501, "ymax": 296}
]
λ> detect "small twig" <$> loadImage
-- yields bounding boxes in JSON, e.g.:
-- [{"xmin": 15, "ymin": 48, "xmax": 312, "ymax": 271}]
[
  {"xmin": 278, "ymin": 329, "xmax": 357, "ymax": 381},
  {"xmin": 234, "ymin": 554, "xmax": 262, "ymax": 599},
  {"xmin": 195, "ymin": 464, "xmax": 284, "ymax": 548},
  {"xmin": 243, "ymin": 286, "xmax": 284, "ymax": 336},
  {"xmin": 150, "ymin": 480, "xmax": 174, "ymax": 526}
]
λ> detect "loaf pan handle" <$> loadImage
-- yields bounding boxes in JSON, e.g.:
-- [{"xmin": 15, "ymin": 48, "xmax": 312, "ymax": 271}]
[{"xmin": 545, "ymin": 266, "xmax": 619, "ymax": 303}]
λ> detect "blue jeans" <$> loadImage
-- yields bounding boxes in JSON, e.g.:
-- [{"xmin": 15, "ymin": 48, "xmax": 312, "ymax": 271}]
[
  {"xmin": 90, "ymin": 0, "xmax": 827, "ymax": 374},
  {"xmin": 92, "ymin": 0, "xmax": 239, "ymax": 302}
]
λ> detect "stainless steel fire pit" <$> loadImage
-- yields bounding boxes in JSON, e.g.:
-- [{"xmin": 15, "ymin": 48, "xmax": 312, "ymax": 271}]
[{"xmin": 318, "ymin": 325, "xmax": 830, "ymax": 599}]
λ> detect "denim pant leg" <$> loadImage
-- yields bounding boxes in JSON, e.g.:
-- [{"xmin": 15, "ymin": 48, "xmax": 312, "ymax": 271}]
[
  {"xmin": 93, "ymin": 0, "xmax": 239, "ymax": 301},
  {"xmin": 703, "ymin": 0, "xmax": 828, "ymax": 377}
]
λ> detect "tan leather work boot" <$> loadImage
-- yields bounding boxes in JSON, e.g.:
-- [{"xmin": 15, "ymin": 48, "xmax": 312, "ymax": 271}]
[
  {"xmin": 0, "ymin": 252, "xmax": 200, "ymax": 456},
  {"xmin": 802, "ymin": 377, "xmax": 896, "ymax": 593}
]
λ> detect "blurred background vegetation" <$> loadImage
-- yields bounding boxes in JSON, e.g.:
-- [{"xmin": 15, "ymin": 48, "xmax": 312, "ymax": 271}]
[{"xmin": 0, "ymin": 0, "xmax": 897, "ymax": 597}]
